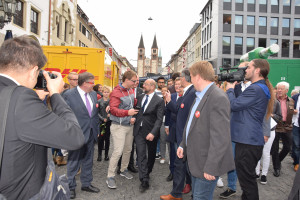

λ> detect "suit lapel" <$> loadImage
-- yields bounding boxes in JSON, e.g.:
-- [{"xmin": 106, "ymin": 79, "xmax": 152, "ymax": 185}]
[
  {"xmin": 187, "ymin": 84, "xmax": 216, "ymax": 136},
  {"xmin": 144, "ymin": 93, "xmax": 157, "ymax": 113}
]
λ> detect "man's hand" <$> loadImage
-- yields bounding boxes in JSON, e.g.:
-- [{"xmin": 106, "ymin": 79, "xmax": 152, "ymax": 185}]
[
  {"xmin": 44, "ymin": 71, "xmax": 64, "ymax": 96},
  {"xmin": 264, "ymin": 136, "xmax": 269, "ymax": 143},
  {"xmin": 225, "ymin": 81, "xmax": 237, "ymax": 91},
  {"xmin": 146, "ymin": 133, "xmax": 154, "ymax": 141},
  {"xmin": 130, "ymin": 118, "xmax": 136, "ymax": 125},
  {"xmin": 165, "ymin": 127, "xmax": 169, "ymax": 135},
  {"xmin": 294, "ymin": 109, "xmax": 298, "ymax": 114},
  {"xmin": 165, "ymin": 91, "xmax": 171, "ymax": 103},
  {"xmin": 107, "ymin": 114, "xmax": 110, "ymax": 118},
  {"xmin": 204, "ymin": 173, "xmax": 216, "ymax": 181},
  {"xmin": 128, "ymin": 109, "xmax": 139, "ymax": 116},
  {"xmin": 104, "ymin": 118, "xmax": 107, "ymax": 122},
  {"xmin": 106, "ymin": 106, "xmax": 110, "ymax": 113},
  {"xmin": 35, "ymin": 89, "xmax": 49, "ymax": 101},
  {"xmin": 177, "ymin": 147, "xmax": 184, "ymax": 158}
]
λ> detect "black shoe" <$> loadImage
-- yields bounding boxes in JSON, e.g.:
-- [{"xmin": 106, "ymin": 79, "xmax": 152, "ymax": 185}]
[
  {"xmin": 128, "ymin": 165, "xmax": 138, "ymax": 173},
  {"xmin": 81, "ymin": 185, "xmax": 100, "ymax": 193},
  {"xmin": 166, "ymin": 173, "xmax": 173, "ymax": 182},
  {"xmin": 104, "ymin": 155, "xmax": 109, "ymax": 161},
  {"xmin": 70, "ymin": 190, "xmax": 76, "ymax": 199},
  {"xmin": 97, "ymin": 155, "xmax": 102, "ymax": 162},
  {"xmin": 256, "ymin": 174, "xmax": 260, "ymax": 179},
  {"xmin": 139, "ymin": 181, "xmax": 149, "ymax": 193},
  {"xmin": 117, "ymin": 166, "xmax": 121, "ymax": 174},
  {"xmin": 273, "ymin": 169, "xmax": 280, "ymax": 177},
  {"xmin": 260, "ymin": 175, "xmax": 267, "ymax": 184},
  {"xmin": 219, "ymin": 188, "xmax": 236, "ymax": 199}
]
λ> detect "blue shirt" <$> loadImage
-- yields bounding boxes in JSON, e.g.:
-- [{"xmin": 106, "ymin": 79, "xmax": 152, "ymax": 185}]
[{"xmin": 185, "ymin": 82, "xmax": 213, "ymax": 144}]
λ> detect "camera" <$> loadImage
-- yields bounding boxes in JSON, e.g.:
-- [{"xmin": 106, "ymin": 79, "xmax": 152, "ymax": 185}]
[
  {"xmin": 134, "ymin": 106, "xmax": 141, "ymax": 110},
  {"xmin": 218, "ymin": 66, "xmax": 247, "ymax": 82},
  {"xmin": 34, "ymin": 70, "xmax": 57, "ymax": 90}
]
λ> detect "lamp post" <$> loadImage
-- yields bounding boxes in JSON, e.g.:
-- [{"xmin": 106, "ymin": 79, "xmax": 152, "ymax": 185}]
[{"xmin": 0, "ymin": 0, "xmax": 17, "ymax": 29}]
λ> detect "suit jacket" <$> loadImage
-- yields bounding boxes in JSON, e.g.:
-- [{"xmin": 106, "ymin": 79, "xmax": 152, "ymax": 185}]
[
  {"xmin": 166, "ymin": 85, "xmax": 196, "ymax": 145},
  {"xmin": 133, "ymin": 93, "xmax": 164, "ymax": 138},
  {"xmin": 63, "ymin": 87, "xmax": 100, "ymax": 143},
  {"xmin": 180, "ymin": 84, "xmax": 234, "ymax": 179},
  {"xmin": 234, "ymin": 83, "xmax": 242, "ymax": 97},
  {"xmin": 136, "ymin": 87, "xmax": 144, "ymax": 97},
  {"xmin": 0, "ymin": 76, "xmax": 84, "ymax": 200}
]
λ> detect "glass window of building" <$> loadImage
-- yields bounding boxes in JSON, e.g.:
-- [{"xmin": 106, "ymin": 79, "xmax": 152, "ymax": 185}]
[
  {"xmin": 247, "ymin": 0, "xmax": 255, "ymax": 11},
  {"xmin": 283, "ymin": 0, "xmax": 290, "ymax": 6},
  {"xmin": 293, "ymin": 40, "xmax": 300, "ymax": 58},
  {"xmin": 296, "ymin": 0, "xmax": 300, "ymax": 14},
  {"xmin": 296, "ymin": 0, "xmax": 300, "ymax": 5},
  {"xmin": 259, "ymin": 38, "xmax": 266, "ymax": 47},
  {"xmin": 235, "ymin": 15, "xmax": 243, "ymax": 24},
  {"xmin": 283, "ymin": 0, "xmax": 291, "ymax": 13},
  {"xmin": 224, "ymin": 0, "xmax": 232, "ymax": 10},
  {"xmin": 259, "ymin": 0, "xmax": 267, "ymax": 12},
  {"xmin": 223, "ymin": 14, "xmax": 231, "ymax": 32},
  {"xmin": 247, "ymin": 37, "xmax": 255, "ymax": 52},
  {"xmin": 30, "ymin": 9, "xmax": 39, "ymax": 35},
  {"xmin": 247, "ymin": 16, "xmax": 255, "ymax": 25},
  {"xmin": 282, "ymin": 39, "xmax": 289, "ymax": 57},
  {"xmin": 236, "ymin": 0, "xmax": 243, "ymax": 2},
  {"xmin": 248, "ymin": 0, "xmax": 254, "ymax": 3},
  {"xmin": 235, "ymin": 37, "xmax": 243, "ymax": 55},
  {"xmin": 295, "ymin": 19, "xmax": 300, "ymax": 36},
  {"xmin": 224, "ymin": 0, "xmax": 231, "ymax": 2},
  {"xmin": 270, "ymin": 18, "xmax": 278, "ymax": 27},
  {"xmin": 13, "ymin": 1, "xmax": 24, "ymax": 27},
  {"xmin": 271, "ymin": 0, "xmax": 278, "ymax": 5},
  {"xmin": 259, "ymin": 0, "xmax": 266, "ymax": 4},
  {"xmin": 236, "ymin": 0, "xmax": 244, "ymax": 11},
  {"xmin": 223, "ymin": 36, "xmax": 231, "ymax": 54},
  {"xmin": 259, "ymin": 17, "xmax": 267, "ymax": 26},
  {"xmin": 282, "ymin": 18, "xmax": 290, "ymax": 36},
  {"xmin": 271, "ymin": 0, "xmax": 279, "ymax": 13},
  {"xmin": 223, "ymin": 58, "xmax": 231, "ymax": 67}
]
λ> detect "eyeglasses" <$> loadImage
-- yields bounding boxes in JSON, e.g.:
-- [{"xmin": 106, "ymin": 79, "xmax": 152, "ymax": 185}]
[
  {"xmin": 130, "ymin": 79, "xmax": 137, "ymax": 83},
  {"xmin": 85, "ymin": 81, "xmax": 95, "ymax": 85}
]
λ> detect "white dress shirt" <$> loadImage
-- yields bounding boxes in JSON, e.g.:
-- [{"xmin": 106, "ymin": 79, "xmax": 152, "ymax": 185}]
[{"xmin": 77, "ymin": 86, "xmax": 93, "ymax": 112}]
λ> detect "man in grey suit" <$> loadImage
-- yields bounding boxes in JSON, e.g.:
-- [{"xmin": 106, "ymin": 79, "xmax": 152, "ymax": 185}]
[
  {"xmin": 178, "ymin": 61, "xmax": 234, "ymax": 200},
  {"xmin": 133, "ymin": 79, "xmax": 164, "ymax": 192},
  {"xmin": 0, "ymin": 36, "xmax": 84, "ymax": 200},
  {"xmin": 63, "ymin": 72, "xmax": 100, "ymax": 199}
]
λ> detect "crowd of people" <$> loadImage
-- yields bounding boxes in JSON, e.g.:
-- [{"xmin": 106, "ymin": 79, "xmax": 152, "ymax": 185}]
[{"xmin": 0, "ymin": 36, "xmax": 299, "ymax": 200}]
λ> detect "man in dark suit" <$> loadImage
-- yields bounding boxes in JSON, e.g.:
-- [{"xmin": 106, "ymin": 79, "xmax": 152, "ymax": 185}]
[
  {"xmin": 178, "ymin": 61, "xmax": 234, "ymax": 200},
  {"xmin": 0, "ymin": 36, "xmax": 84, "ymax": 199},
  {"xmin": 63, "ymin": 72, "xmax": 100, "ymax": 199},
  {"xmin": 133, "ymin": 79, "xmax": 164, "ymax": 192},
  {"xmin": 161, "ymin": 69, "xmax": 196, "ymax": 200}
]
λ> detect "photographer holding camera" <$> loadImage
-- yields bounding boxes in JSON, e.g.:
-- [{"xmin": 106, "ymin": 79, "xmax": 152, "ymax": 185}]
[
  {"xmin": 0, "ymin": 36, "xmax": 84, "ymax": 199},
  {"xmin": 226, "ymin": 59, "xmax": 274, "ymax": 200}
]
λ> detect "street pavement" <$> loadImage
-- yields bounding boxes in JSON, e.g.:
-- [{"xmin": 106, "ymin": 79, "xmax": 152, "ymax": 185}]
[{"xmin": 54, "ymin": 144, "xmax": 296, "ymax": 200}]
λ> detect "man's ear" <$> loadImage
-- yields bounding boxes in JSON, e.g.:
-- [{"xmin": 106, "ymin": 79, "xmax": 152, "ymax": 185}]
[{"xmin": 29, "ymin": 66, "xmax": 39, "ymax": 80}]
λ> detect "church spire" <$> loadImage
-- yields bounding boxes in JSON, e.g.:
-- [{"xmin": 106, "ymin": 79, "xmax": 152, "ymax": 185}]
[
  {"xmin": 151, "ymin": 35, "xmax": 158, "ymax": 49},
  {"xmin": 138, "ymin": 34, "xmax": 145, "ymax": 49}
]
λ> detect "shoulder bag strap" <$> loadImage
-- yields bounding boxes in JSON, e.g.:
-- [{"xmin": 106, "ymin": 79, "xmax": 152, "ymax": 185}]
[{"xmin": 0, "ymin": 86, "xmax": 18, "ymax": 168}]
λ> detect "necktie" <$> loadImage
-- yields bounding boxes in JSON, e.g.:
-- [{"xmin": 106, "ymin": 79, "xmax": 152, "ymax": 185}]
[
  {"xmin": 85, "ymin": 93, "xmax": 92, "ymax": 117},
  {"xmin": 141, "ymin": 95, "xmax": 149, "ymax": 112}
]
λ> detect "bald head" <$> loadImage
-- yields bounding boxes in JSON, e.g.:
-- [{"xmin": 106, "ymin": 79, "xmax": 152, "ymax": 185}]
[{"xmin": 143, "ymin": 78, "xmax": 156, "ymax": 94}]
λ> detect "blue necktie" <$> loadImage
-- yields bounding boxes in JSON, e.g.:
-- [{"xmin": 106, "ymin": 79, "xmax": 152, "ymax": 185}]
[{"xmin": 141, "ymin": 95, "xmax": 149, "ymax": 112}]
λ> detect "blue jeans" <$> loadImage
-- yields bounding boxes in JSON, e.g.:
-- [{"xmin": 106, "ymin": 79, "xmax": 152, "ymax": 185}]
[
  {"xmin": 292, "ymin": 125, "xmax": 300, "ymax": 165},
  {"xmin": 227, "ymin": 142, "xmax": 237, "ymax": 191},
  {"xmin": 191, "ymin": 175, "xmax": 218, "ymax": 200}
]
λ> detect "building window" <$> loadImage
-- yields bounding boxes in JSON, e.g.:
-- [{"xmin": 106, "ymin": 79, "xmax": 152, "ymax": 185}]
[
  {"xmin": 223, "ymin": 0, "xmax": 231, "ymax": 10},
  {"xmin": 13, "ymin": 1, "xmax": 24, "ymax": 27},
  {"xmin": 81, "ymin": 25, "xmax": 86, "ymax": 35},
  {"xmin": 296, "ymin": 0, "xmax": 300, "ymax": 14},
  {"xmin": 236, "ymin": 0, "xmax": 243, "ymax": 11},
  {"xmin": 247, "ymin": 0, "xmax": 255, "ymax": 12},
  {"xmin": 234, "ymin": 59, "xmax": 240, "ymax": 66},
  {"xmin": 282, "ymin": 39, "xmax": 289, "ymax": 57},
  {"xmin": 282, "ymin": 18, "xmax": 290, "ymax": 36},
  {"xmin": 294, "ymin": 19, "xmax": 300, "ymax": 36},
  {"xmin": 247, "ymin": 16, "xmax": 255, "ymax": 33},
  {"xmin": 270, "ymin": 39, "xmax": 278, "ymax": 57},
  {"xmin": 283, "ymin": 0, "xmax": 291, "ymax": 14},
  {"xmin": 222, "ymin": 58, "xmax": 231, "ymax": 67},
  {"xmin": 271, "ymin": 0, "xmax": 279, "ymax": 13},
  {"xmin": 246, "ymin": 37, "xmax": 255, "ymax": 52},
  {"xmin": 293, "ymin": 40, "xmax": 300, "ymax": 58},
  {"xmin": 30, "ymin": 9, "xmax": 38, "ymax": 34},
  {"xmin": 259, "ymin": 0, "xmax": 267, "ymax": 12},
  {"xmin": 259, "ymin": 16, "xmax": 267, "ymax": 34},
  {"xmin": 235, "ymin": 15, "xmax": 243, "ymax": 33},
  {"xmin": 223, "ymin": 14, "xmax": 231, "ymax": 32},
  {"xmin": 235, "ymin": 37, "xmax": 243, "ymax": 55},
  {"xmin": 79, "ymin": 22, "xmax": 81, "ymax": 32},
  {"xmin": 57, "ymin": 20, "xmax": 60, "ymax": 38},
  {"xmin": 270, "ymin": 18, "xmax": 278, "ymax": 35},
  {"xmin": 153, "ymin": 49, "xmax": 156, "ymax": 53},
  {"xmin": 259, "ymin": 38, "xmax": 266, "ymax": 47},
  {"xmin": 223, "ymin": 36, "xmax": 231, "ymax": 54}
]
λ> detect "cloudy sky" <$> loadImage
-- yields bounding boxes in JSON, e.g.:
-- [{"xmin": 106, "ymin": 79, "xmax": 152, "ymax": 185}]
[{"xmin": 77, "ymin": 0, "xmax": 207, "ymax": 68}]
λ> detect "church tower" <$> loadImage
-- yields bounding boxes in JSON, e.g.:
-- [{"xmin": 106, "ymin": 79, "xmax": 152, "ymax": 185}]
[
  {"xmin": 151, "ymin": 35, "xmax": 158, "ymax": 74},
  {"xmin": 137, "ymin": 35, "xmax": 145, "ymax": 77}
]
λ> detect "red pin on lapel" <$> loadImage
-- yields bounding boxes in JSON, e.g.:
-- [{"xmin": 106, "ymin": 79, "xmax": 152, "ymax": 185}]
[
  {"xmin": 96, "ymin": 103, "xmax": 99, "ymax": 108},
  {"xmin": 181, "ymin": 103, "xmax": 184, "ymax": 108},
  {"xmin": 195, "ymin": 111, "xmax": 200, "ymax": 118}
]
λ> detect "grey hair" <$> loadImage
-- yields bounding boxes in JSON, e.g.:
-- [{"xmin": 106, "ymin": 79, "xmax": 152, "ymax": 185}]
[
  {"xmin": 276, "ymin": 81, "xmax": 290, "ymax": 91},
  {"xmin": 181, "ymin": 68, "xmax": 191, "ymax": 83}
]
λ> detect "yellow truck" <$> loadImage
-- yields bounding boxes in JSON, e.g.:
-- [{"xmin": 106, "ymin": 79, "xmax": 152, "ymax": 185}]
[{"xmin": 41, "ymin": 46, "xmax": 119, "ymax": 89}]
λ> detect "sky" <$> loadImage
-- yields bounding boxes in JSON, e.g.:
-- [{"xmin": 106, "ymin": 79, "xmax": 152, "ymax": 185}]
[{"xmin": 77, "ymin": 0, "xmax": 208, "ymax": 68}]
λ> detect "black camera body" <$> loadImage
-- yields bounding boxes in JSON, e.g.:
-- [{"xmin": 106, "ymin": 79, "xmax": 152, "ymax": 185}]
[
  {"xmin": 34, "ymin": 70, "xmax": 57, "ymax": 90},
  {"xmin": 218, "ymin": 66, "xmax": 247, "ymax": 82}
]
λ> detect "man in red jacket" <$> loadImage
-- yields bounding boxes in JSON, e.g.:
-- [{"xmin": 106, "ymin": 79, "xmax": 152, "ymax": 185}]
[{"xmin": 106, "ymin": 70, "xmax": 139, "ymax": 189}]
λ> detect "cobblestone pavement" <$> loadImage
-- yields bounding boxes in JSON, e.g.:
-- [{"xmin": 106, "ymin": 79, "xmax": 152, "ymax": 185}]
[{"xmin": 54, "ymin": 144, "xmax": 296, "ymax": 200}]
